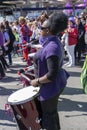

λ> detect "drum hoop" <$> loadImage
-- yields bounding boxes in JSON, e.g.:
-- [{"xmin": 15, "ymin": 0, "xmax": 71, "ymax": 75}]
[
  {"xmin": 8, "ymin": 93, "xmax": 39, "ymax": 105},
  {"xmin": 28, "ymin": 53, "xmax": 35, "ymax": 57},
  {"xmin": 7, "ymin": 86, "xmax": 39, "ymax": 105}
]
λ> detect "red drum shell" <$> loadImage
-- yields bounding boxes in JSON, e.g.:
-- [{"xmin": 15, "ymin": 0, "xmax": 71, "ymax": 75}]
[{"xmin": 8, "ymin": 86, "xmax": 41, "ymax": 130}]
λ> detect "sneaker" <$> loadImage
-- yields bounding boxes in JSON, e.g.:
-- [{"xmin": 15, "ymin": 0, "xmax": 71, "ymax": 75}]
[
  {"xmin": 63, "ymin": 62, "xmax": 70, "ymax": 66},
  {"xmin": 66, "ymin": 64, "xmax": 75, "ymax": 68}
]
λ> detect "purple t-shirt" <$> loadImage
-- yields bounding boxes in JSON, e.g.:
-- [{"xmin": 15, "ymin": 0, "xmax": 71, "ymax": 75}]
[{"xmin": 35, "ymin": 35, "xmax": 68, "ymax": 101}]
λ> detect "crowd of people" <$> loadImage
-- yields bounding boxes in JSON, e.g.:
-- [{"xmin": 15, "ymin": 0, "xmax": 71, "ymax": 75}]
[
  {"xmin": 0, "ymin": 10, "xmax": 87, "ymax": 130},
  {"xmin": 0, "ymin": 11, "xmax": 49, "ymax": 79},
  {"xmin": 61, "ymin": 12, "xmax": 87, "ymax": 67},
  {"xmin": 0, "ymin": 11, "xmax": 87, "ymax": 79}
]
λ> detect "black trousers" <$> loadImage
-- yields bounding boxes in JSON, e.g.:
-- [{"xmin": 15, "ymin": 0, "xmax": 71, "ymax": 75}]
[
  {"xmin": 0, "ymin": 60, "xmax": 5, "ymax": 77},
  {"xmin": 0, "ymin": 56, "xmax": 8, "ymax": 70},
  {"xmin": 40, "ymin": 94, "xmax": 61, "ymax": 130},
  {"xmin": 74, "ymin": 43, "xmax": 82, "ymax": 61}
]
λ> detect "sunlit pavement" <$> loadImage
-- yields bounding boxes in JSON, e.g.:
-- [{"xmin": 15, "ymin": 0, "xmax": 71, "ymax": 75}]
[{"xmin": 0, "ymin": 56, "xmax": 87, "ymax": 130}]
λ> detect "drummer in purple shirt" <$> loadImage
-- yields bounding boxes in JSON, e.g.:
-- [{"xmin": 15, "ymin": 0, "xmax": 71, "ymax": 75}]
[{"xmin": 30, "ymin": 12, "xmax": 69, "ymax": 130}]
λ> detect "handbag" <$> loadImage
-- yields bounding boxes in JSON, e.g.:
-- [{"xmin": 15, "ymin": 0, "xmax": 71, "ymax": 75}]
[{"xmin": 80, "ymin": 55, "xmax": 87, "ymax": 94}]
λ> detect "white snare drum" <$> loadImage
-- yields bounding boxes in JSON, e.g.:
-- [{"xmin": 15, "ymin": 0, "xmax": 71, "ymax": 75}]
[
  {"xmin": 31, "ymin": 44, "xmax": 42, "ymax": 49},
  {"xmin": 28, "ymin": 53, "xmax": 36, "ymax": 58},
  {"xmin": 8, "ymin": 86, "xmax": 41, "ymax": 130}
]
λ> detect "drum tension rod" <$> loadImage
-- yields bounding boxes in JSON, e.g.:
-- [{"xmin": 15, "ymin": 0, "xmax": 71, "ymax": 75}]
[{"xmin": 16, "ymin": 114, "xmax": 22, "ymax": 120}]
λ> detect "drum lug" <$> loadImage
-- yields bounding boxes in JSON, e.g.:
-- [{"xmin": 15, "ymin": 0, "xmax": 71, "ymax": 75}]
[
  {"xmin": 35, "ymin": 117, "xmax": 41, "ymax": 124},
  {"xmin": 39, "ymin": 128, "xmax": 46, "ymax": 130},
  {"xmin": 16, "ymin": 114, "xmax": 22, "ymax": 120},
  {"xmin": 21, "ymin": 105, "xmax": 24, "ymax": 109}
]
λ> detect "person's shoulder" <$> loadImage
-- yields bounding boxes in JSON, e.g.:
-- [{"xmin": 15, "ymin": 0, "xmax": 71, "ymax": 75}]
[{"xmin": 45, "ymin": 41, "xmax": 59, "ymax": 52}]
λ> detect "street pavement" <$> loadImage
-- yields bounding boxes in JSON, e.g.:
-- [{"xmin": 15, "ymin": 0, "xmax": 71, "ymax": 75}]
[{"xmin": 0, "ymin": 56, "xmax": 87, "ymax": 130}]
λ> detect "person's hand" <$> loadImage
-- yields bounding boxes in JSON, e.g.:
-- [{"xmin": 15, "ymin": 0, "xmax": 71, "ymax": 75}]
[{"xmin": 30, "ymin": 79, "xmax": 38, "ymax": 87}]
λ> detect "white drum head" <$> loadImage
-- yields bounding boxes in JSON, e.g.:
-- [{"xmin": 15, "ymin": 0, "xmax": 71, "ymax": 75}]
[
  {"xmin": 31, "ymin": 44, "xmax": 42, "ymax": 48},
  {"xmin": 28, "ymin": 53, "xmax": 35, "ymax": 58},
  {"xmin": 8, "ymin": 86, "xmax": 40, "ymax": 105}
]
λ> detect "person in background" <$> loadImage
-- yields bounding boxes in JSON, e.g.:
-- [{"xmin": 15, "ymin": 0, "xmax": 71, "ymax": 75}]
[
  {"xmin": 12, "ymin": 28, "xmax": 19, "ymax": 56},
  {"xmin": 75, "ymin": 17, "xmax": 85, "ymax": 64},
  {"xmin": 19, "ymin": 16, "xmax": 31, "ymax": 61},
  {"xmin": 30, "ymin": 21, "xmax": 40, "ymax": 41},
  {"xmin": 4, "ymin": 21, "xmax": 15, "ymax": 65},
  {"xmin": 63, "ymin": 17, "xmax": 78, "ymax": 67},
  {"xmin": 0, "ymin": 26, "xmax": 6, "ymax": 79},
  {"xmin": 80, "ymin": 12, "xmax": 86, "ymax": 26},
  {"xmin": 12, "ymin": 20, "xmax": 20, "ymax": 33},
  {"xmin": 84, "ymin": 16, "xmax": 87, "ymax": 52},
  {"xmin": 30, "ymin": 12, "xmax": 69, "ymax": 130},
  {"xmin": 40, "ymin": 11, "xmax": 49, "ymax": 24},
  {"xmin": 61, "ymin": 28, "xmax": 68, "ymax": 61},
  {"xmin": 0, "ymin": 24, "xmax": 13, "ymax": 66}
]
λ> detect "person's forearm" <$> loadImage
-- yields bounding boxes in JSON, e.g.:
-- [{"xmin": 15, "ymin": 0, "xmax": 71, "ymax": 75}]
[
  {"xmin": 30, "ymin": 74, "xmax": 51, "ymax": 87},
  {"xmin": 38, "ymin": 74, "xmax": 51, "ymax": 84}
]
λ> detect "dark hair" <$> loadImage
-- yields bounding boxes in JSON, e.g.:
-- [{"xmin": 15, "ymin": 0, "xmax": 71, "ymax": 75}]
[
  {"xmin": 48, "ymin": 12, "xmax": 68, "ymax": 35},
  {"xmin": 0, "ymin": 24, "xmax": 5, "ymax": 29},
  {"xmin": 4, "ymin": 20, "xmax": 9, "ymax": 26}
]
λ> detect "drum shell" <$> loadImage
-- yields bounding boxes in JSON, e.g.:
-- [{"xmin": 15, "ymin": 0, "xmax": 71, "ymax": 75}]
[
  {"xmin": 10, "ymin": 97, "xmax": 41, "ymax": 130},
  {"xmin": 8, "ymin": 86, "xmax": 42, "ymax": 130}
]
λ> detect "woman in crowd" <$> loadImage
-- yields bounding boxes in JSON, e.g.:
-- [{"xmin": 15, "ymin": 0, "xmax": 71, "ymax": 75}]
[
  {"xmin": 1, "ymin": 24, "xmax": 13, "ymax": 66},
  {"xmin": 3, "ymin": 21, "xmax": 15, "ymax": 65},
  {"xmin": 30, "ymin": 21, "xmax": 40, "ymax": 41},
  {"xmin": 0, "ymin": 25, "xmax": 9, "ymax": 79},
  {"xmin": 12, "ymin": 28, "xmax": 19, "ymax": 56},
  {"xmin": 66, "ymin": 17, "xmax": 78, "ymax": 67},
  {"xmin": 19, "ymin": 16, "xmax": 32, "ymax": 61},
  {"xmin": 75, "ymin": 17, "xmax": 85, "ymax": 64},
  {"xmin": 0, "ymin": 27, "xmax": 5, "ymax": 79},
  {"xmin": 30, "ymin": 12, "xmax": 69, "ymax": 130}
]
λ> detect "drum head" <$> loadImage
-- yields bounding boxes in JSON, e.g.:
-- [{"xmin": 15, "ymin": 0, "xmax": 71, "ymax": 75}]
[
  {"xmin": 8, "ymin": 86, "xmax": 40, "ymax": 105},
  {"xmin": 31, "ymin": 44, "xmax": 42, "ymax": 48},
  {"xmin": 28, "ymin": 53, "xmax": 36, "ymax": 58}
]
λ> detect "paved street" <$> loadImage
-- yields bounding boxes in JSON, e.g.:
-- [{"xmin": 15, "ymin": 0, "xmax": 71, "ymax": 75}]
[{"xmin": 0, "ymin": 56, "xmax": 87, "ymax": 130}]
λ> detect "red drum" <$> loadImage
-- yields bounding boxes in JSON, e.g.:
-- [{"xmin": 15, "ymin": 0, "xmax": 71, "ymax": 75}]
[{"xmin": 8, "ymin": 86, "xmax": 41, "ymax": 130}]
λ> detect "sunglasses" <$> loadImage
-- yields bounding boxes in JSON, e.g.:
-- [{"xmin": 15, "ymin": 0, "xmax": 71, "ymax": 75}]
[{"xmin": 40, "ymin": 26, "xmax": 49, "ymax": 30}]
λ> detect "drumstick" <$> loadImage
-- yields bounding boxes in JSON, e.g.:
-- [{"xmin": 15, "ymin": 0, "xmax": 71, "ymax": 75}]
[
  {"xmin": 21, "ymin": 73, "xmax": 31, "ymax": 82},
  {"xmin": 24, "ymin": 65, "xmax": 34, "ymax": 71},
  {"xmin": 20, "ymin": 39, "xmax": 38, "ymax": 47},
  {"xmin": 26, "ymin": 72, "xmax": 35, "ymax": 77}
]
